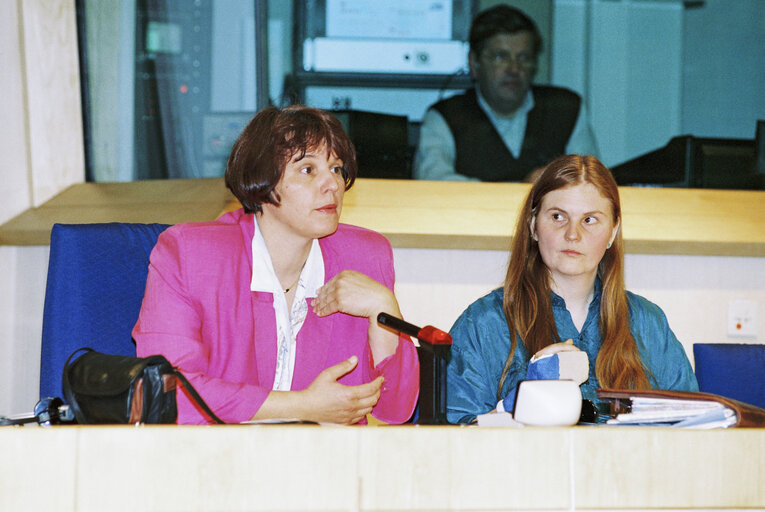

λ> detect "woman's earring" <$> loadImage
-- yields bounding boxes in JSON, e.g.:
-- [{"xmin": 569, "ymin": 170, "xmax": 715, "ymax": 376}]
[{"xmin": 607, "ymin": 242, "xmax": 612, "ymax": 249}]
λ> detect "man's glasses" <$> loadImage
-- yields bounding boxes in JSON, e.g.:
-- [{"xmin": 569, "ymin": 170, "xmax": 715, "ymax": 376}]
[{"xmin": 481, "ymin": 50, "xmax": 536, "ymax": 70}]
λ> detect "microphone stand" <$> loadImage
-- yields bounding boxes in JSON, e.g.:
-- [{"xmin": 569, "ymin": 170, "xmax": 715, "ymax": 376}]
[{"xmin": 377, "ymin": 313, "xmax": 452, "ymax": 424}]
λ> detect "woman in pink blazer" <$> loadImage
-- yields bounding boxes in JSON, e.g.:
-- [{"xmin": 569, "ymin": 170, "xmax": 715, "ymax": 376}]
[{"xmin": 133, "ymin": 106, "xmax": 419, "ymax": 424}]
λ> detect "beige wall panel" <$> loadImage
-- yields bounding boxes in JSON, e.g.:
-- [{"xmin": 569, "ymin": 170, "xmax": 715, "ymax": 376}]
[
  {"xmin": 0, "ymin": 0, "xmax": 32, "ymax": 225},
  {"xmin": 20, "ymin": 0, "xmax": 84, "ymax": 206}
]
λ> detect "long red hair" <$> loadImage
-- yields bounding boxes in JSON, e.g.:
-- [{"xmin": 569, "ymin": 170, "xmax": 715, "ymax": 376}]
[{"xmin": 497, "ymin": 155, "xmax": 651, "ymax": 399}]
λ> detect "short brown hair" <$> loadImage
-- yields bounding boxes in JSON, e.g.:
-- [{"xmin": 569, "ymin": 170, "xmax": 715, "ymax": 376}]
[
  {"xmin": 469, "ymin": 5, "xmax": 543, "ymax": 57},
  {"xmin": 225, "ymin": 105, "xmax": 357, "ymax": 213}
]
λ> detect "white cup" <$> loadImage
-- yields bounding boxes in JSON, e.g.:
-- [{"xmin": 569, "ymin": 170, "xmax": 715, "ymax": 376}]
[{"xmin": 513, "ymin": 380, "xmax": 583, "ymax": 426}]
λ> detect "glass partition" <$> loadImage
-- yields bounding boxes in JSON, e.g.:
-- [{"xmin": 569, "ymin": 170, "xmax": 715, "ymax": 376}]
[
  {"xmin": 81, "ymin": 0, "xmax": 268, "ymax": 181},
  {"xmin": 78, "ymin": 0, "xmax": 764, "ymax": 189}
]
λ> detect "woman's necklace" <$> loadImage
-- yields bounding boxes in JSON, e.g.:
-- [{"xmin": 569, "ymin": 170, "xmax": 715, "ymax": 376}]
[
  {"xmin": 283, "ymin": 274, "xmax": 300, "ymax": 294},
  {"xmin": 282, "ymin": 260, "xmax": 307, "ymax": 294}
]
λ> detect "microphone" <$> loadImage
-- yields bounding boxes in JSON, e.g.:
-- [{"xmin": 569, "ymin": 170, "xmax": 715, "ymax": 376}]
[
  {"xmin": 377, "ymin": 313, "xmax": 452, "ymax": 346},
  {"xmin": 377, "ymin": 312, "xmax": 452, "ymax": 424}
]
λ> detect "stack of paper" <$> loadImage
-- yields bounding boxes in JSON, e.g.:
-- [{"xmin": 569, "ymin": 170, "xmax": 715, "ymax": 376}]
[{"xmin": 606, "ymin": 397, "xmax": 737, "ymax": 429}]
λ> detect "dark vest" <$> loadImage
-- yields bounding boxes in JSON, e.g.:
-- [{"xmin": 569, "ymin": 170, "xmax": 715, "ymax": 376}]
[{"xmin": 433, "ymin": 86, "xmax": 581, "ymax": 181}]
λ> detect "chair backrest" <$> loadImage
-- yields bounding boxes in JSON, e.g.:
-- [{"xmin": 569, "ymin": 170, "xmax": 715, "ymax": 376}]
[
  {"xmin": 693, "ymin": 343, "xmax": 765, "ymax": 409},
  {"xmin": 39, "ymin": 223, "xmax": 170, "ymax": 400}
]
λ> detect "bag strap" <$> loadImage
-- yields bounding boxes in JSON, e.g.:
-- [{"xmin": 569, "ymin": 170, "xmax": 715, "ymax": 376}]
[
  {"xmin": 61, "ymin": 347, "xmax": 94, "ymax": 424},
  {"xmin": 172, "ymin": 369, "xmax": 225, "ymax": 424}
]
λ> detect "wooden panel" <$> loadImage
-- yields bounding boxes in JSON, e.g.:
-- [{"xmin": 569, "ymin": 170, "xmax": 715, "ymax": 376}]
[
  {"xmin": 20, "ymin": 0, "xmax": 85, "ymax": 206},
  {"xmin": 0, "ymin": 0, "xmax": 32, "ymax": 225},
  {"xmin": 573, "ymin": 427, "xmax": 765, "ymax": 509},
  {"xmin": 358, "ymin": 426, "xmax": 570, "ymax": 510},
  {"xmin": 0, "ymin": 179, "xmax": 235, "ymax": 245},
  {"xmin": 618, "ymin": 185, "xmax": 765, "ymax": 256},
  {"xmin": 75, "ymin": 425, "xmax": 359, "ymax": 512},
  {"xmin": 1, "ymin": 178, "xmax": 764, "ymax": 257},
  {"xmin": 229, "ymin": 179, "xmax": 765, "ymax": 256},
  {"xmin": 1, "ymin": 425, "xmax": 764, "ymax": 511},
  {"xmin": 347, "ymin": 180, "xmax": 765, "ymax": 256},
  {"xmin": 0, "ymin": 428, "xmax": 78, "ymax": 512}
]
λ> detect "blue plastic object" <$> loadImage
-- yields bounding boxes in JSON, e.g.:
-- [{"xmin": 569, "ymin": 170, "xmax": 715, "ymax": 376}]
[
  {"xmin": 39, "ymin": 223, "xmax": 170, "ymax": 400},
  {"xmin": 693, "ymin": 343, "xmax": 765, "ymax": 409}
]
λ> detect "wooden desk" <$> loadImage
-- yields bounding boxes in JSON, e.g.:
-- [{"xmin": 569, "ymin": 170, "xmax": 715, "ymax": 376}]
[
  {"xmin": 1, "ymin": 425, "xmax": 763, "ymax": 511},
  {"xmin": 339, "ymin": 180, "xmax": 765, "ymax": 256},
  {"xmin": 1, "ymin": 178, "xmax": 764, "ymax": 256},
  {"xmin": 0, "ymin": 179, "xmax": 235, "ymax": 246}
]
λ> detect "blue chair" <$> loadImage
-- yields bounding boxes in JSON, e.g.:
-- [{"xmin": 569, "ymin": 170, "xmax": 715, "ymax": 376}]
[
  {"xmin": 39, "ymin": 223, "xmax": 170, "ymax": 400},
  {"xmin": 693, "ymin": 343, "xmax": 765, "ymax": 409}
]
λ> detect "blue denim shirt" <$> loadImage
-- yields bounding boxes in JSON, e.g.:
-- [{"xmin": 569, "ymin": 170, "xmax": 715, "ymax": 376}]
[{"xmin": 446, "ymin": 282, "xmax": 699, "ymax": 424}]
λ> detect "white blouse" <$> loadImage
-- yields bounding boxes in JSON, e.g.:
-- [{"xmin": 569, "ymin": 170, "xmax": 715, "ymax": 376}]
[{"xmin": 249, "ymin": 217, "xmax": 325, "ymax": 391}]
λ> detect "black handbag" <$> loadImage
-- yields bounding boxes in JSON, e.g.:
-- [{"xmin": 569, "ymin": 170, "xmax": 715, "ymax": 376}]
[{"xmin": 62, "ymin": 348, "xmax": 224, "ymax": 424}]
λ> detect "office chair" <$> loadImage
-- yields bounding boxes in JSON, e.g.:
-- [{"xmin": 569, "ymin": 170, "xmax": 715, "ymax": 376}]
[
  {"xmin": 38, "ymin": 222, "xmax": 450, "ymax": 423},
  {"xmin": 39, "ymin": 223, "xmax": 170, "ymax": 400},
  {"xmin": 693, "ymin": 343, "xmax": 765, "ymax": 409}
]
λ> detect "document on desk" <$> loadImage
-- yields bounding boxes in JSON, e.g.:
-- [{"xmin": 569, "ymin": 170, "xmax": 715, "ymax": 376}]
[
  {"xmin": 598, "ymin": 389, "xmax": 765, "ymax": 428},
  {"xmin": 604, "ymin": 397, "xmax": 736, "ymax": 428}
]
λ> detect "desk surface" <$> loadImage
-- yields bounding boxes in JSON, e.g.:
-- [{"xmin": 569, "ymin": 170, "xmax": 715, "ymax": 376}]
[
  {"xmin": 1, "ymin": 178, "xmax": 764, "ymax": 256},
  {"xmin": 1, "ymin": 425, "xmax": 763, "ymax": 511}
]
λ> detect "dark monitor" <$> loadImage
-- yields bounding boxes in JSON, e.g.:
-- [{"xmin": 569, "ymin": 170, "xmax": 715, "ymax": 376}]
[
  {"xmin": 611, "ymin": 135, "xmax": 762, "ymax": 190},
  {"xmin": 333, "ymin": 110, "xmax": 411, "ymax": 179}
]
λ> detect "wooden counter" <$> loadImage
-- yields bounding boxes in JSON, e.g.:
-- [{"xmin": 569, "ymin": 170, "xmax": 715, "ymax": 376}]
[
  {"xmin": 1, "ymin": 178, "xmax": 764, "ymax": 256},
  {"xmin": 0, "ymin": 178, "xmax": 235, "ymax": 246},
  {"xmin": 1, "ymin": 425, "xmax": 763, "ymax": 511},
  {"xmin": 341, "ymin": 179, "xmax": 765, "ymax": 256}
]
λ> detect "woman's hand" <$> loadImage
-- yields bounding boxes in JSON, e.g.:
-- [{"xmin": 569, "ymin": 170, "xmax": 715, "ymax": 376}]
[
  {"xmin": 311, "ymin": 270, "xmax": 397, "ymax": 320},
  {"xmin": 299, "ymin": 356, "xmax": 383, "ymax": 424},
  {"xmin": 532, "ymin": 338, "xmax": 581, "ymax": 361},
  {"xmin": 311, "ymin": 270, "xmax": 402, "ymax": 366},
  {"xmin": 252, "ymin": 356, "xmax": 383, "ymax": 424},
  {"xmin": 528, "ymin": 339, "xmax": 589, "ymax": 384}
]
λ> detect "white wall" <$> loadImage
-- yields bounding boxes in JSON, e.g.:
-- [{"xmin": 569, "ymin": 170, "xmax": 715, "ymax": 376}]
[{"xmin": 0, "ymin": 246, "xmax": 49, "ymax": 416}]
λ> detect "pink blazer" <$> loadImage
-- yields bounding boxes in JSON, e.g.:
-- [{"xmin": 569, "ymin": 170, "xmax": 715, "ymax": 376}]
[{"xmin": 133, "ymin": 209, "xmax": 419, "ymax": 424}]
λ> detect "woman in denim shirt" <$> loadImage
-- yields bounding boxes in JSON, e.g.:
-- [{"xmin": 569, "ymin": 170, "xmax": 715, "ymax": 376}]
[{"xmin": 446, "ymin": 155, "xmax": 698, "ymax": 424}]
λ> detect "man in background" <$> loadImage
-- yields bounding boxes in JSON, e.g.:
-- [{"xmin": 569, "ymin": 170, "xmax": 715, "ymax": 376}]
[{"xmin": 413, "ymin": 5, "xmax": 598, "ymax": 182}]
